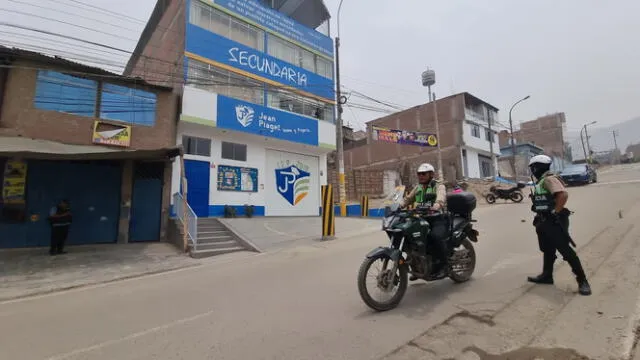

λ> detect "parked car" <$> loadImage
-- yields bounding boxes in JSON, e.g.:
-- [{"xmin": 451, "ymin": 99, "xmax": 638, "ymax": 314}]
[{"xmin": 559, "ymin": 164, "xmax": 597, "ymax": 186}]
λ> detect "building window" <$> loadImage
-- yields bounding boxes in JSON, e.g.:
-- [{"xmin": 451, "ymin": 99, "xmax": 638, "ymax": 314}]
[
  {"xmin": 33, "ymin": 70, "xmax": 97, "ymax": 117},
  {"xmin": 187, "ymin": 59, "xmax": 264, "ymax": 105},
  {"xmin": 485, "ymin": 129, "xmax": 494, "ymax": 143},
  {"xmin": 100, "ymin": 83, "xmax": 157, "ymax": 126},
  {"xmin": 267, "ymin": 87, "xmax": 334, "ymax": 122},
  {"xmin": 471, "ymin": 124, "xmax": 481, "ymax": 138},
  {"xmin": 183, "ymin": 135, "xmax": 211, "ymax": 157},
  {"xmin": 221, "ymin": 141, "xmax": 247, "ymax": 161},
  {"xmin": 190, "ymin": 1, "xmax": 265, "ymax": 51},
  {"xmin": 267, "ymin": 34, "xmax": 334, "ymax": 80}
]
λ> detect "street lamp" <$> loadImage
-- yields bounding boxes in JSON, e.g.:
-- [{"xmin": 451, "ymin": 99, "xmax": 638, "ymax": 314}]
[
  {"xmin": 508, "ymin": 95, "xmax": 531, "ymax": 177},
  {"xmin": 334, "ymin": 0, "xmax": 347, "ymax": 216},
  {"xmin": 580, "ymin": 121, "xmax": 597, "ymax": 163},
  {"xmin": 421, "ymin": 69, "xmax": 443, "ymax": 181}
]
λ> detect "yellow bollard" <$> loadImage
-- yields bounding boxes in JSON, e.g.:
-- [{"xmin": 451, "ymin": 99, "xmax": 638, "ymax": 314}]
[
  {"xmin": 360, "ymin": 195, "xmax": 369, "ymax": 217},
  {"xmin": 321, "ymin": 184, "xmax": 335, "ymax": 239}
]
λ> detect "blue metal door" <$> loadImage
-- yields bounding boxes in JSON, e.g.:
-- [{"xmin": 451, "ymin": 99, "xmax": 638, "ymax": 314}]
[
  {"xmin": 129, "ymin": 162, "xmax": 164, "ymax": 242},
  {"xmin": 183, "ymin": 160, "xmax": 210, "ymax": 217},
  {"xmin": 25, "ymin": 160, "xmax": 121, "ymax": 247}
]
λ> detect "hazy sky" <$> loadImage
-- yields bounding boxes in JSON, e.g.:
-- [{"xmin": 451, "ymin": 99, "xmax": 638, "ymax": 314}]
[{"xmin": 2, "ymin": 0, "xmax": 639, "ymax": 144}]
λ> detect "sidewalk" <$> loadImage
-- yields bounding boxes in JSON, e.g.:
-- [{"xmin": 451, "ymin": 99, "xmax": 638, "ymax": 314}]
[
  {"xmin": 0, "ymin": 243, "xmax": 204, "ymax": 301},
  {"xmin": 381, "ymin": 199, "xmax": 640, "ymax": 360}
]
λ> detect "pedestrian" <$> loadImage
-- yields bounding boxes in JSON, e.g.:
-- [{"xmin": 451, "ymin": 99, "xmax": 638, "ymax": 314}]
[
  {"xmin": 527, "ymin": 155, "xmax": 592, "ymax": 295},
  {"xmin": 48, "ymin": 199, "xmax": 72, "ymax": 256}
]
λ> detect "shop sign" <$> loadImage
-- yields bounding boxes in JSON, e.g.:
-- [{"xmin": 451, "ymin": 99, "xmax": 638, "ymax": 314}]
[
  {"xmin": 2, "ymin": 159, "xmax": 27, "ymax": 205},
  {"xmin": 372, "ymin": 126, "xmax": 438, "ymax": 147},
  {"xmin": 92, "ymin": 121, "xmax": 131, "ymax": 147},
  {"xmin": 216, "ymin": 95, "xmax": 318, "ymax": 146}
]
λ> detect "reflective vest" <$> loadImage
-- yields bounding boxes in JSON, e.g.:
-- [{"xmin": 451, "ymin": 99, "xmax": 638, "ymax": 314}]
[
  {"xmin": 532, "ymin": 174, "xmax": 556, "ymax": 213},
  {"xmin": 415, "ymin": 181, "xmax": 438, "ymax": 207}
]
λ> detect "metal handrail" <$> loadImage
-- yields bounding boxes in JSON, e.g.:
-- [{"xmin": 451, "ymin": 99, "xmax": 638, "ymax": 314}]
[{"xmin": 172, "ymin": 192, "xmax": 198, "ymax": 250}]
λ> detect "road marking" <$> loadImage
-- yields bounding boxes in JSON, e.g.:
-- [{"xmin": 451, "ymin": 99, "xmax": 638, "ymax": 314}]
[
  {"xmin": 263, "ymin": 222, "xmax": 299, "ymax": 238},
  {"xmin": 44, "ymin": 310, "xmax": 216, "ymax": 360}
]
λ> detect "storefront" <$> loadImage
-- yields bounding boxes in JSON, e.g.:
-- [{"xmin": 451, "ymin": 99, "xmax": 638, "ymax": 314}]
[
  {"xmin": 173, "ymin": 87, "xmax": 334, "ymax": 217},
  {"xmin": 0, "ymin": 139, "xmax": 178, "ymax": 249}
]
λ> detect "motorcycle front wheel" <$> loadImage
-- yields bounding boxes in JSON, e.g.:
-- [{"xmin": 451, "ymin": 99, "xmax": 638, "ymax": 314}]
[
  {"xmin": 357, "ymin": 254, "xmax": 408, "ymax": 312},
  {"xmin": 510, "ymin": 191, "xmax": 524, "ymax": 203}
]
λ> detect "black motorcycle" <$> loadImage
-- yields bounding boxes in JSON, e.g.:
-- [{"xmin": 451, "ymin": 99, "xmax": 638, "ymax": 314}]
[
  {"xmin": 357, "ymin": 190, "xmax": 479, "ymax": 312},
  {"xmin": 485, "ymin": 182, "xmax": 526, "ymax": 204}
]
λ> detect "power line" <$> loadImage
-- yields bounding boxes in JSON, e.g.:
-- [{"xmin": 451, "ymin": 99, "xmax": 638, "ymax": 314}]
[{"xmin": 6, "ymin": 0, "xmax": 140, "ymax": 33}]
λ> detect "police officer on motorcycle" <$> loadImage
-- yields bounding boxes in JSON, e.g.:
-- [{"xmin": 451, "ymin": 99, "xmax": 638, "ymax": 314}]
[
  {"xmin": 528, "ymin": 155, "xmax": 592, "ymax": 296},
  {"xmin": 400, "ymin": 163, "xmax": 448, "ymax": 279}
]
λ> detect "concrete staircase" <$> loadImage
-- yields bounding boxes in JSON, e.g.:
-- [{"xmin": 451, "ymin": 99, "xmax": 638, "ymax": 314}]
[{"xmin": 190, "ymin": 218, "xmax": 249, "ymax": 258}]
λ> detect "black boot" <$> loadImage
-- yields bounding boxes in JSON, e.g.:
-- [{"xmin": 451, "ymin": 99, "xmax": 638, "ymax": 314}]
[
  {"xmin": 527, "ymin": 254, "xmax": 555, "ymax": 284},
  {"xmin": 565, "ymin": 254, "xmax": 591, "ymax": 296},
  {"xmin": 577, "ymin": 278, "xmax": 592, "ymax": 296}
]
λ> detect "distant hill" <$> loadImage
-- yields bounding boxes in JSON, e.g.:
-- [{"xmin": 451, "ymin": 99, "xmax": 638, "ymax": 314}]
[{"xmin": 567, "ymin": 116, "xmax": 640, "ymax": 160}]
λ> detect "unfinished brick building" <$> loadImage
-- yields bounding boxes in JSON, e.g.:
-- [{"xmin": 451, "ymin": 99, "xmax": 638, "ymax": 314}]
[
  {"xmin": 329, "ymin": 92, "xmax": 501, "ymax": 200},
  {"xmin": 499, "ymin": 112, "xmax": 569, "ymax": 159}
]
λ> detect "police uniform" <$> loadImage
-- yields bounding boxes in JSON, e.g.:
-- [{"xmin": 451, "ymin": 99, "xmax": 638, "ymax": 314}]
[
  {"xmin": 402, "ymin": 179, "xmax": 449, "ymax": 277},
  {"xmin": 529, "ymin": 169, "xmax": 591, "ymax": 295}
]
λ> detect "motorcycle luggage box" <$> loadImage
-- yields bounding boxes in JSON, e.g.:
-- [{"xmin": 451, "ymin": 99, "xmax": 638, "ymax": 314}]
[{"xmin": 447, "ymin": 191, "xmax": 477, "ymax": 216}]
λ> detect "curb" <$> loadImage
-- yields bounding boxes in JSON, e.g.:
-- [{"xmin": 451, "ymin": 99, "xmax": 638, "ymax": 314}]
[{"xmin": 0, "ymin": 263, "xmax": 201, "ymax": 304}]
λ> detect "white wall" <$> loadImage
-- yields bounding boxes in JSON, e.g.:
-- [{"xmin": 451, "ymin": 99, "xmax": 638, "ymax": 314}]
[
  {"xmin": 464, "ymin": 148, "xmax": 481, "ymax": 178},
  {"xmin": 462, "ymin": 121, "xmax": 500, "ymax": 156},
  {"xmin": 318, "ymin": 121, "xmax": 336, "ymax": 149}
]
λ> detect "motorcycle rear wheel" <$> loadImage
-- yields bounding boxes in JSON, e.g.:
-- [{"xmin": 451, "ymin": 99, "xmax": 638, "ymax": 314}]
[
  {"xmin": 485, "ymin": 193, "xmax": 496, "ymax": 204},
  {"xmin": 448, "ymin": 239, "xmax": 476, "ymax": 283},
  {"xmin": 510, "ymin": 191, "xmax": 524, "ymax": 203},
  {"xmin": 357, "ymin": 255, "xmax": 408, "ymax": 312}
]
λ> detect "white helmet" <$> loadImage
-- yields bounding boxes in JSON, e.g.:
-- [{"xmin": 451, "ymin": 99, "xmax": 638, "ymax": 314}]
[
  {"xmin": 528, "ymin": 155, "xmax": 552, "ymax": 166},
  {"xmin": 417, "ymin": 163, "xmax": 435, "ymax": 173}
]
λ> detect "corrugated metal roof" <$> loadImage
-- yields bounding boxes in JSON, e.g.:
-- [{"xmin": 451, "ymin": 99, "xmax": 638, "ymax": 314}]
[{"xmin": 0, "ymin": 45, "xmax": 173, "ymax": 91}]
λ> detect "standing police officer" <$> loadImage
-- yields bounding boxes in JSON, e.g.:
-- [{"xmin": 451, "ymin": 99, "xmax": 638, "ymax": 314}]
[{"xmin": 528, "ymin": 155, "xmax": 592, "ymax": 296}]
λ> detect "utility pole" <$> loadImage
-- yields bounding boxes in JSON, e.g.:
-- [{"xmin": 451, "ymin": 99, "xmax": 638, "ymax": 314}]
[
  {"xmin": 421, "ymin": 69, "xmax": 443, "ymax": 182},
  {"xmin": 580, "ymin": 127, "xmax": 588, "ymax": 161},
  {"xmin": 508, "ymin": 95, "xmax": 531, "ymax": 178},
  {"xmin": 581, "ymin": 121, "xmax": 597, "ymax": 163},
  {"xmin": 432, "ymin": 92, "xmax": 443, "ymax": 182},
  {"xmin": 487, "ymin": 109, "xmax": 495, "ymax": 176},
  {"xmin": 334, "ymin": 0, "xmax": 347, "ymax": 216},
  {"xmin": 613, "ymin": 130, "xmax": 619, "ymax": 151}
]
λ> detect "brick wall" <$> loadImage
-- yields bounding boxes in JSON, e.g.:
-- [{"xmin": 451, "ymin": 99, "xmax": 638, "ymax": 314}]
[
  {"xmin": 0, "ymin": 61, "xmax": 177, "ymax": 150},
  {"xmin": 125, "ymin": 0, "xmax": 184, "ymax": 89},
  {"xmin": 327, "ymin": 167, "xmax": 384, "ymax": 202},
  {"xmin": 341, "ymin": 94, "xmax": 465, "ymax": 183},
  {"xmin": 500, "ymin": 113, "xmax": 567, "ymax": 158}
]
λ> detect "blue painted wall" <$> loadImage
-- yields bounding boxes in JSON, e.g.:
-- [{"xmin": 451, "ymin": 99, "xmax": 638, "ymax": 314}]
[{"xmin": 185, "ymin": 24, "xmax": 334, "ymax": 101}]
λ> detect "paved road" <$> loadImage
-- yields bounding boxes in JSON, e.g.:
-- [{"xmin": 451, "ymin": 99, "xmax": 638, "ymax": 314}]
[{"xmin": 2, "ymin": 164, "xmax": 640, "ymax": 360}]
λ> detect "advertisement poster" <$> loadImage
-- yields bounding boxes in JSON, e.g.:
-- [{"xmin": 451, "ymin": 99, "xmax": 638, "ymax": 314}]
[
  {"xmin": 217, "ymin": 165, "xmax": 258, "ymax": 192},
  {"xmin": 372, "ymin": 126, "xmax": 438, "ymax": 147},
  {"xmin": 2, "ymin": 159, "xmax": 28, "ymax": 205},
  {"xmin": 92, "ymin": 121, "xmax": 131, "ymax": 147}
]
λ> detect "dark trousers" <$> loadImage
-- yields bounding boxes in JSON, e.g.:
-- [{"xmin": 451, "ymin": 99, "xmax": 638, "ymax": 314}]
[
  {"xmin": 50, "ymin": 226, "xmax": 69, "ymax": 254},
  {"xmin": 428, "ymin": 216, "xmax": 450, "ymax": 268},
  {"xmin": 535, "ymin": 214, "xmax": 586, "ymax": 280}
]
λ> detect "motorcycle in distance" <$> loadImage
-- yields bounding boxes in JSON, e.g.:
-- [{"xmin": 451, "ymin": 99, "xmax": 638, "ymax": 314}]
[
  {"xmin": 357, "ymin": 187, "xmax": 479, "ymax": 312},
  {"xmin": 484, "ymin": 182, "xmax": 526, "ymax": 204}
]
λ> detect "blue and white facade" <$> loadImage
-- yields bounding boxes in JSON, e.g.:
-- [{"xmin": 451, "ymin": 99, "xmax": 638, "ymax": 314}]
[{"xmin": 173, "ymin": 0, "xmax": 336, "ymax": 216}]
